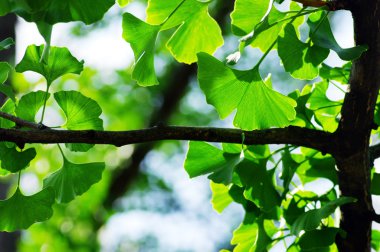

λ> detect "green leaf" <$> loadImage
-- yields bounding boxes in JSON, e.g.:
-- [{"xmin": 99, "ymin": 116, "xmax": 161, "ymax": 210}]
[
  {"xmin": 197, "ymin": 53, "xmax": 296, "ymax": 130},
  {"xmin": 288, "ymin": 85, "xmax": 314, "ymax": 128},
  {"xmin": 231, "ymin": 222, "xmax": 258, "ymax": 252},
  {"xmin": 117, "ymin": 0, "xmax": 129, "ymax": 7},
  {"xmin": 0, "ymin": 99, "xmax": 15, "ymax": 128},
  {"xmin": 3, "ymin": 0, "xmax": 114, "ymax": 25},
  {"xmin": 0, "ymin": 187, "xmax": 54, "ymax": 231},
  {"xmin": 247, "ymin": 3, "xmax": 304, "ymax": 52},
  {"xmin": 298, "ymin": 228, "xmax": 340, "ymax": 250},
  {"xmin": 54, "ymin": 90, "xmax": 103, "ymax": 152},
  {"xmin": 16, "ymin": 45, "xmax": 84, "ymax": 85},
  {"xmin": 147, "ymin": 0, "xmax": 223, "ymax": 64},
  {"xmin": 308, "ymin": 12, "xmax": 367, "ymax": 61},
  {"xmin": 281, "ymin": 148, "xmax": 298, "ymax": 194},
  {"xmin": 184, "ymin": 141, "xmax": 241, "ymax": 185},
  {"xmin": 372, "ymin": 230, "xmax": 380, "ymax": 251},
  {"xmin": 122, "ymin": 13, "xmax": 160, "ymax": 86},
  {"xmin": 291, "ymin": 197, "xmax": 356, "ymax": 235},
  {"xmin": 230, "ymin": 0, "xmax": 271, "ymax": 36},
  {"xmin": 16, "ymin": 91, "xmax": 49, "ymax": 122},
  {"xmin": 278, "ymin": 24, "xmax": 329, "ymax": 80},
  {"xmin": 236, "ymin": 160, "xmax": 281, "ymax": 211},
  {"xmin": 0, "ymin": 62, "xmax": 15, "ymax": 102},
  {"xmin": 371, "ymin": 173, "xmax": 380, "ymax": 195},
  {"xmin": 231, "ymin": 218, "xmax": 272, "ymax": 252},
  {"xmin": 320, "ymin": 63, "xmax": 351, "ymax": 84},
  {"xmin": 0, "ymin": 143, "xmax": 36, "ymax": 173},
  {"xmin": 0, "ymin": 62, "xmax": 11, "ymax": 84},
  {"xmin": 210, "ymin": 181, "xmax": 233, "ymax": 213},
  {"xmin": 43, "ymin": 158, "xmax": 105, "ymax": 203},
  {"xmin": 307, "ymin": 81, "xmax": 342, "ymax": 132},
  {"xmin": 0, "ymin": 38, "xmax": 14, "ymax": 51}
]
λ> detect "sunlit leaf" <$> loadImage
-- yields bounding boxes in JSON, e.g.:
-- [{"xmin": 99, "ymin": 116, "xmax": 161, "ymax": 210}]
[
  {"xmin": 231, "ymin": 222, "xmax": 258, "ymax": 251},
  {"xmin": 231, "ymin": 0, "xmax": 271, "ymax": 36},
  {"xmin": 308, "ymin": 12, "xmax": 367, "ymax": 61},
  {"xmin": 43, "ymin": 158, "xmax": 105, "ymax": 203},
  {"xmin": 320, "ymin": 63, "xmax": 351, "ymax": 84},
  {"xmin": 197, "ymin": 53, "xmax": 296, "ymax": 130},
  {"xmin": 184, "ymin": 141, "xmax": 241, "ymax": 185},
  {"xmin": 147, "ymin": 0, "xmax": 223, "ymax": 64},
  {"xmin": 291, "ymin": 197, "xmax": 356, "ymax": 235},
  {"xmin": 122, "ymin": 13, "xmax": 160, "ymax": 86},
  {"xmin": 372, "ymin": 230, "xmax": 380, "ymax": 251},
  {"xmin": 117, "ymin": 0, "xmax": 129, "ymax": 7},
  {"xmin": 0, "ymin": 187, "xmax": 54, "ymax": 232},
  {"xmin": 0, "ymin": 143, "xmax": 36, "ymax": 173},
  {"xmin": 278, "ymin": 24, "xmax": 329, "ymax": 80},
  {"xmin": 0, "ymin": 62, "xmax": 15, "ymax": 102},
  {"xmin": 54, "ymin": 90, "xmax": 103, "ymax": 152},
  {"xmin": 16, "ymin": 45, "xmax": 84, "ymax": 85},
  {"xmin": 210, "ymin": 181, "xmax": 233, "ymax": 213},
  {"xmin": 16, "ymin": 91, "xmax": 49, "ymax": 122}
]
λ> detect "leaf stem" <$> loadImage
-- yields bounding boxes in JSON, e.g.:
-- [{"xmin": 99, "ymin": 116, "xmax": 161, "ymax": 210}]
[
  {"xmin": 39, "ymin": 83, "xmax": 51, "ymax": 124},
  {"xmin": 57, "ymin": 144, "xmax": 67, "ymax": 161},
  {"xmin": 17, "ymin": 171, "xmax": 21, "ymax": 188}
]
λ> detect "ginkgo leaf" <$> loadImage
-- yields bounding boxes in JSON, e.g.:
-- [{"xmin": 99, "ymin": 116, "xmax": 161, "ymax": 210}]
[
  {"xmin": 16, "ymin": 91, "xmax": 49, "ymax": 122},
  {"xmin": 122, "ymin": 13, "xmax": 160, "ymax": 86},
  {"xmin": 0, "ymin": 62, "xmax": 15, "ymax": 102},
  {"xmin": 320, "ymin": 63, "xmax": 351, "ymax": 84},
  {"xmin": 308, "ymin": 12, "xmax": 367, "ymax": 61},
  {"xmin": 117, "ymin": 0, "xmax": 130, "ymax": 7},
  {"xmin": 0, "ymin": 143, "xmax": 36, "ymax": 173},
  {"xmin": 184, "ymin": 141, "xmax": 241, "ymax": 185},
  {"xmin": 147, "ymin": 0, "xmax": 223, "ymax": 64},
  {"xmin": 298, "ymin": 228, "xmax": 340, "ymax": 250},
  {"xmin": 291, "ymin": 197, "xmax": 356, "ymax": 235},
  {"xmin": 248, "ymin": 3, "xmax": 304, "ymax": 52},
  {"xmin": 0, "ymin": 38, "xmax": 14, "ymax": 51},
  {"xmin": 1, "ymin": 0, "xmax": 114, "ymax": 25},
  {"xmin": 278, "ymin": 24, "xmax": 329, "ymax": 80},
  {"xmin": 197, "ymin": 53, "xmax": 296, "ymax": 130},
  {"xmin": 306, "ymin": 81, "xmax": 342, "ymax": 132},
  {"xmin": 43, "ymin": 158, "xmax": 105, "ymax": 203},
  {"xmin": 0, "ymin": 99, "xmax": 15, "ymax": 129},
  {"xmin": 230, "ymin": 0, "xmax": 271, "ymax": 36},
  {"xmin": 210, "ymin": 181, "xmax": 233, "ymax": 213},
  {"xmin": 16, "ymin": 45, "xmax": 84, "ymax": 85},
  {"xmin": 0, "ymin": 187, "xmax": 54, "ymax": 232},
  {"xmin": 54, "ymin": 91, "xmax": 103, "ymax": 152},
  {"xmin": 231, "ymin": 218, "xmax": 272, "ymax": 252},
  {"xmin": 0, "ymin": 62, "xmax": 11, "ymax": 84}
]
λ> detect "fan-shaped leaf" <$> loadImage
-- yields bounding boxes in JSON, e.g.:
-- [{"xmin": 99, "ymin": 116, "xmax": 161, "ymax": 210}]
[
  {"xmin": 43, "ymin": 158, "xmax": 105, "ymax": 203},
  {"xmin": 16, "ymin": 91, "xmax": 49, "ymax": 122},
  {"xmin": 0, "ymin": 187, "xmax": 54, "ymax": 232},
  {"xmin": 54, "ymin": 90, "xmax": 103, "ymax": 152},
  {"xmin": 122, "ymin": 13, "xmax": 160, "ymax": 86},
  {"xmin": 197, "ymin": 53, "xmax": 296, "ymax": 130},
  {"xmin": 16, "ymin": 45, "xmax": 84, "ymax": 85},
  {"xmin": 0, "ymin": 143, "xmax": 36, "ymax": 173}
]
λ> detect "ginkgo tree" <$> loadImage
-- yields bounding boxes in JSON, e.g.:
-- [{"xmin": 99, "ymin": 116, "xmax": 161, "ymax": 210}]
[{"xmin": 0, "ymin": 0, "xmax": 379, "ymax": 251}]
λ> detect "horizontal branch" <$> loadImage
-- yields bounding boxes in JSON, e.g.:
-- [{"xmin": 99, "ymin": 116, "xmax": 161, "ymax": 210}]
[
  {"xmin": 370, "ymin": 143, "xmax": 380, "ymax": 161},
  {"xmin": 0, "ymin": 111, "xmax": 43, "ymax": 130},
  {"xmin": 0, "ymin": 126, "xmax": 333, "ymax": 153}
]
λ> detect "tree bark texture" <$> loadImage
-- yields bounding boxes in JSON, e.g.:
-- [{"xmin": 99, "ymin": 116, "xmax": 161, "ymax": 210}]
[{"xmin": 334, "ymin": 0, "xmax": 380, "ymax": 250}]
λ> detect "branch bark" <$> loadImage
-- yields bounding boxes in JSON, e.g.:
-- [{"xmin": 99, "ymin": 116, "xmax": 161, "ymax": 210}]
[{"xmin": 0, "ymin": 126, "xmax": 333, "ymax": 152}]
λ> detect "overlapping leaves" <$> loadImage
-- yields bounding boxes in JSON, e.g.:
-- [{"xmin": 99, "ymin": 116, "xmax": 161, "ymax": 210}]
[{"xmin": 123, "ymin": 0, "xmax": 223, "ymax": 86}]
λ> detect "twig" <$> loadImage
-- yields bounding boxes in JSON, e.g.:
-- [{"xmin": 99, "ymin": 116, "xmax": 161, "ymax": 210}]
[{"xmin": 0, "ymin": 111, "xmax": 45, "ymax": 129}]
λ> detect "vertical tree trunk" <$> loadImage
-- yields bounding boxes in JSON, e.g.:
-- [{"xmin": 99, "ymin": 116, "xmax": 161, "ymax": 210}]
[{"xmin": 335, "ymin": 0, "xmax": 380, "ymax": 251}]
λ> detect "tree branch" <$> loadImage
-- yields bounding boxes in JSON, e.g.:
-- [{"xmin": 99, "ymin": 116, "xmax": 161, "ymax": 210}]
[
  {"xmin": 0, "ymin": 111, "xmax": 45, "ymax": 129},
  {"xmin": 0, "ymin": 126, "xmax": 333, "ymax": 152},
  {"xmin": 370, "ymin": 143, "xmax": 380, "ymax": 161}
]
